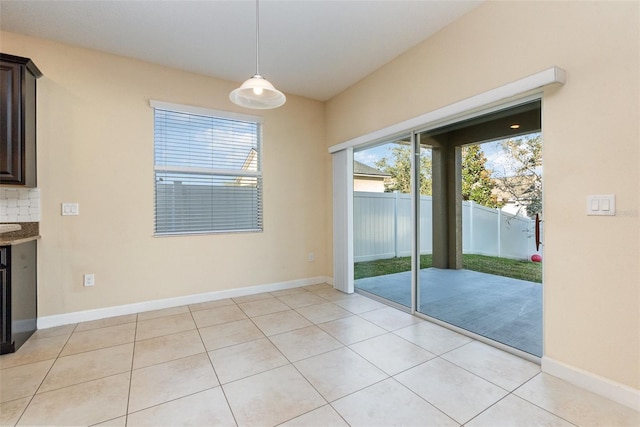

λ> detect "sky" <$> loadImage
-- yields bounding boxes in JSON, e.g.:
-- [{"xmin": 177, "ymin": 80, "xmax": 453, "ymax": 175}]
[
  {"xmin": 155, "ymin": 109, "xmax": 258, "ymax": 170},
  {"xmin": 354, "ymin": 135, "xmax": 540, "ymax": 179}
]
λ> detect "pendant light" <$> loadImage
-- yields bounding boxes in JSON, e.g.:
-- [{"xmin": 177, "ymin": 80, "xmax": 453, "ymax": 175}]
[{"xmin": 230, "ymin": 0, "xmax": 286, "ymax": 109}]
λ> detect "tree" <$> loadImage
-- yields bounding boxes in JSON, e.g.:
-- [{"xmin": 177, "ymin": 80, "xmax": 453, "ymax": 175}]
[
  {"xmin": 494, "ymin": 134, "xmax": 542, "ymax": 217},
  {"xmin": 375, "ymin": 143, "xmax": 499, "ymax": 208},
  {"xmin": 461, "ymin": 145, "xmax": 501, "ymax": 208},
  {"xmin": 375, "ymin": 144, "xmax": 432, "ymax": 195}
]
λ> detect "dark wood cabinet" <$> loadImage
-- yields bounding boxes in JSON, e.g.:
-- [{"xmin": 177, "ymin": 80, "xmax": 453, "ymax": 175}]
[
  {"xmin": 0, "ymin": 54, "xmax": 42, "ymax": 186},
  {"xmin": 0, "ymin": 247, "xmax": 8, "ymax": 350},
  {"xmin": 0, "ymin": 241, "xmax": 37, "ymax": 354}
]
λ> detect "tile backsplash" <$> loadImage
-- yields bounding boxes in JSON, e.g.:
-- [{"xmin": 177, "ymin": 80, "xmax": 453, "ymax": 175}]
[{"xmin": 0, "ymin": 187, "xmax": 41, "ymax": 222}]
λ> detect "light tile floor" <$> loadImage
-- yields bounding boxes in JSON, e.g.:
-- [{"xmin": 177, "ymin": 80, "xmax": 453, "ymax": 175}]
[{"xmin": 1, "ymin": 284, "xmax": 638, "ymax": 426}]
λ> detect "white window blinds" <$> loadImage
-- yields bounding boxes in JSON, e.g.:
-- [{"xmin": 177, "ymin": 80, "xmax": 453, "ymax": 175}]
[{"xmin": 152, "ymin": 102, "xmax": 263, "ymax": 235}]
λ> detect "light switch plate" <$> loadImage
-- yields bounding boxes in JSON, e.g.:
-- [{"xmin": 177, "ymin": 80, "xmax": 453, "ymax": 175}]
[
  {"xmin": 587, "ymin": 195, "xmax": 615, "ymax": 216},
  {"xmin": 62, "ymin": 203, "xmax": 80, "ymax": 216}
]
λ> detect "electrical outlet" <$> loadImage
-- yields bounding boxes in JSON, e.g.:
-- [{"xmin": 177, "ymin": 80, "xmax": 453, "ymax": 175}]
[
  {"xmin": 308, "ymin": 252, "xmax": 315, "ymax": 262},
  {"xmin": 83, "ymin": 273, "xmax": 95, "ymax": 287}
]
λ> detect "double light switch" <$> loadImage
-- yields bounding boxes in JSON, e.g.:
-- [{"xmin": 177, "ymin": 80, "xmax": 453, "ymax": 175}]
[
  {"xmin": 587, "ymin": 195, "xmax": 615, "ymax": 216},
  {"xmin": 61, "ymin": 203, "xmax": 80, "ymax": 216}
]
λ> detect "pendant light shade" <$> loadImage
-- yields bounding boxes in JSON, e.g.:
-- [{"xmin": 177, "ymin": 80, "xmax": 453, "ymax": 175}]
[
  {"xmin": 230, "ymin": 0, "xmax": 286, "ymax": 109},
  {"xmin": 230, "ymin": 74, "xmax": 286, "ymax": 109}
]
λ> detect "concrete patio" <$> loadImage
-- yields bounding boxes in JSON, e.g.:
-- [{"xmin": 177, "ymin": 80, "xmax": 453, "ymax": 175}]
[{"xmin": 355, "ymin": 268, "xmax": 542, "ymax": 356}]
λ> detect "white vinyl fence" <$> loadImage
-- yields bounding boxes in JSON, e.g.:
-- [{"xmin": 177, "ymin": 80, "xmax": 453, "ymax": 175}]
[{"xmin": 354, "ymin": 191, "xmax": 541, "ymax": 263}]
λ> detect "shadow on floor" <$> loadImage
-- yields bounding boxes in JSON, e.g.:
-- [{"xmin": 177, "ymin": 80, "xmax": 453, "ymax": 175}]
[{"xmin": 355, "ymin": 268, "xmax": 542, "ymax": 357}]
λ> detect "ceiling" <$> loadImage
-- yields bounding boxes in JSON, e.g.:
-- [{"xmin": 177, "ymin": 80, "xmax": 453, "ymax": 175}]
[{"xmin": 0, "ymin": 0, "xmax": 482, "ymax": 101}]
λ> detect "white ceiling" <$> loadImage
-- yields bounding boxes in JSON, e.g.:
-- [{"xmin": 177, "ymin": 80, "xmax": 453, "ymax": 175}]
[{"xmin": 0, "ymin": 0, "xmax": 482, "ymax": 101}]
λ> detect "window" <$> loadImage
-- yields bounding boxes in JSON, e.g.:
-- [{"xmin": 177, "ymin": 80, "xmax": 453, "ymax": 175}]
[{"xmin": 151, "ymin": 101, "xmax": 263, "ymax": 235}]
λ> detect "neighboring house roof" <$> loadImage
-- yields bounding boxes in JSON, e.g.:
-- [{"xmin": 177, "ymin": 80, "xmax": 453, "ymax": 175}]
[
  {"xmin": 353, "ymin": 161, "xmax": 390, "ymax": 178},
  {"xmin": 235, "ymin": 148, "xmax": 258, "ymax": 186},
  {"xmin": 241, "ymin": 148, "xmax": 258, "ymax": 171}
]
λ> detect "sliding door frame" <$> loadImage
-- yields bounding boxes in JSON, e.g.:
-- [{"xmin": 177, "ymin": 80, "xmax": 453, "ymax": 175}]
[
  {"xmin": 330, "ymin": 68, "xmax": 564, "ymax": 362},
  {"xmin": 410, "ymin": 132, "xmax": 419, "ymax": 314}
]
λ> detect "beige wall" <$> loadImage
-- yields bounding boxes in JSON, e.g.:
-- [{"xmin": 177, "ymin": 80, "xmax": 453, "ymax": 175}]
[
  {"xmin": 326, "ymin": 1, "xmax": 639, "ymax": 390},
  {"xmin": 0, "ymin": 31, "xmax": 329, "ymax": 316}
]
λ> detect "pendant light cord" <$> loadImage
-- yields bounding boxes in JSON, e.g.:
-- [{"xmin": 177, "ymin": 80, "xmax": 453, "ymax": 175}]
[{"xmin": 255, "ymin": 0, "xmax": 260, "ymax": 76}]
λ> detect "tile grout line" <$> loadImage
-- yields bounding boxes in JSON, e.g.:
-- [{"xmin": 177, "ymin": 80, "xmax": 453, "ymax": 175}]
[
  {"xmin": 388, "ymin": 377, "xmax": 461, "ymax": 426},
  {"xmin": 459, "ymin": 392, "xmax": 511, "ymax": 426},
  {"xmin": 123, "ymin": 313, "xmax": 139, "ymax": 426},
  {"xmin": 132, "ymin": 292, "xmax": 394, "ymax": 424},
  {"xmin": 428, "ymin": 350, "xmax": 524, "ymax": 394},
  {"xmin": 371, "ymin": 319, "xmax": 544, "ymax": 424},
  {"xmin": 335, "ymin": 307, "xmax": 515, "ymax": 426},
  {"xmin": 238, "ymin": 293, "xmax": 339, "ymax": 425},
  {"xmin": 507, "ymin": 372, "xmax": 581, "ymax": 427},
  {"xmin": 244, "ymin": 290, "xmax": 400, "ymax": 425},
  {"xmin": 11, "ymin": 322, "xmax": 79, "ymax": 426},
  {"xmin": 366, "ymin": 310, "xmax": 566, "ymax": 426},
  {"xmin": 190, "ymin": 300, "xmax": 241, "ymax": 427},
  {"xmin": 264, "ymin": 323, "xmax": 337, "ymax": 425}
]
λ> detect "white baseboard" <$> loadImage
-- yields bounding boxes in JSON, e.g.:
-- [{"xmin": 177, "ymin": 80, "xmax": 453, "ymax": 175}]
[
  {"xmin": 542, "ymin": 356, "xmax": 640, "ymax": 411},
  {"xmin": 38, "ymin": 275, "xmax": 333, "ymax": 329}
]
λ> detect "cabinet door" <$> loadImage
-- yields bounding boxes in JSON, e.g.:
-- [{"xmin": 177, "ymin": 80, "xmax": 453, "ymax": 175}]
[
  {"xmin": 0, "ymin": 61, "xmax": 23, "ymax": 184},
  {"xmin": 10, "ymin": 241, "xmax": 36, "ymax": 350},
  {"xmin": 0, "ymin": 246, "xmax": 10, "ymax": 348},
  {"xmin": 0, "ymin": 267, "xmax": 8, "ymax": 345}
]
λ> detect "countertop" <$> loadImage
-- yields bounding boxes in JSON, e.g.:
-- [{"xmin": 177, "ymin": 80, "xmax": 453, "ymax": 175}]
[{"xmin": 0, "ymin": 222, "xmax": 40, "ymax": 245}]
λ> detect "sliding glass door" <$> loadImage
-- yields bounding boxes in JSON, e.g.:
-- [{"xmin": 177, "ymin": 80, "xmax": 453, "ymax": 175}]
[
  {"xmin": 349, "ymin": 99, "xmax": 543, "ymax": 357},
  {"xmin": 415, "ymin": 100, "xmax": 543, "ymax": 357},
  {"xmin": 353, "ymin": 137, "xmax": 412, "ymax": 309}
]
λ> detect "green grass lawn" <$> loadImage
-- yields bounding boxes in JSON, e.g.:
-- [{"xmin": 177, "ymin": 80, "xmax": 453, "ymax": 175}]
[{"xmin": 354, "ymin": 253, "xmax": 541, "ymax": 283}]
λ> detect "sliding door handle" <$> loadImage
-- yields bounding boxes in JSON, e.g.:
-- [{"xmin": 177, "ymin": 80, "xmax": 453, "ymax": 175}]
[{"xmin": 535, "ymin": 213, "xmax": 542, "ymax": 251}]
